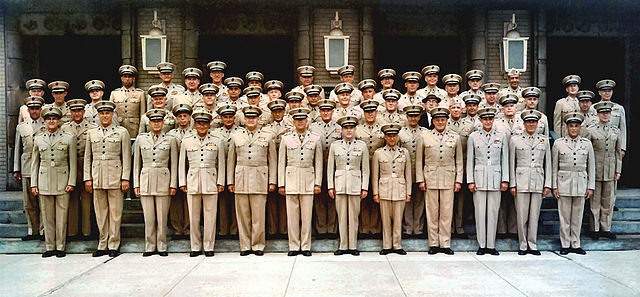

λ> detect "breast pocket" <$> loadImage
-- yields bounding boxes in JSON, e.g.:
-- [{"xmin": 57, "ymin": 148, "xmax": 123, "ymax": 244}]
[{"xmin": 38, "ymin": 167, "xmax": 49, "ymax": 192}]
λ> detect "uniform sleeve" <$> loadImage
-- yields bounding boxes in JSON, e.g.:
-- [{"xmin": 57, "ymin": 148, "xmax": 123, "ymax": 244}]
[
  {"xmin": 30, "ymin": 142, "xmax": 39, "ymax": 187},
  {"xmin": 543, "ymin": 118, "xmax": 550, "ymax": 138},
  {"xmin": 133, "ymin": 137, "xmax": 142, "ymax": 189},
  {"xmin": 509, "ymin": 138, "xmax": 516, "ymax": 189},
  {"xmin": 67, "ymin": 136, "xmax": 77, "ymax": 187},
  {"xmin": 620, "ymin": 107, "xmax": 627, "ymax": 151},
  {"xmin": 178, "ymin": 141, "xmax": 187, "ymax": 188},
  {"xmin": 13, "ymin": 129, "xmax": 21, "ymax": 173},
  {"xmin": 327, "ymin": 143, "xmax": 336, "ymax": 190},
  {"xmin": 170, "ymin": 137, "xmax": 178, "ymax": 189},
  {"xmin": 268, "ymin": 138, "xmax": 277, "ymax": 185},
  {"xmin": 552, "ymin": 142, "xmax": 559, "ymax": 189},
  {"xmin": 371, "ymin": 151, "xmax": 380, "ymax": 196},
  {"xmin": 361, "ymin": 144, "xmax": 370, "ymax": 190},
  {"xmin": 278, "ymin": 139, "xmax": 287, "ymax": 188},
  {"xmin": 553, "ymin": 101, "xmax": 562, "ymax": 136},
  {"xmin": 404, "ymin": 149, "xmax": 412, "ymax": 195},
  {"xmin": 139, "ymin": 91, "xmax": 147, "ymax": 118},
  {"xmin": 217, "ymin": 139, "xmax": 226, "ymax": 186},
  {"xmin": 466, "ymin": 134, "xmax": 475, "ymax": 184},
  {"xmin": 121, "ymin": 129, "xmax": 132, "ymax": 181},
  {"xmin": 415, "ymin": 135, "xmax": 424, "ymax": 184},
  {"xmin": 501, "ymin": 134, "xmax": 509, "ymax": 183},
  {"xmin": 587, "ymin": 142, "xmax": 596, "ymax": 191},
  {"xmin": 543, "ymin": 139, "xmax": 552, "ymax": 189},
  {"xmin": 83, "ymin": 133, "xmax": 93, "ymax": 182},
  {"xmin": 454, "ymin": 135, "xmax": 463, "ymax": 184},
  {"xmin": 314, "ymin": 140, "xmax": 323, "ymax": 187},
  {"xmin": 226, "ymin": 138, "xmax": 237, "ymax": 186},
  {"xmin": 138, "ymin": 116, "xmax": 147, "ymax": 135}
]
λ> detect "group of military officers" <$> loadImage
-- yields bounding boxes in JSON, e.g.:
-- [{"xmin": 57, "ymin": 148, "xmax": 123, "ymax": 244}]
[{"xmin": 14, "ymin": 60, "xmax": 625, "ymax": 257}]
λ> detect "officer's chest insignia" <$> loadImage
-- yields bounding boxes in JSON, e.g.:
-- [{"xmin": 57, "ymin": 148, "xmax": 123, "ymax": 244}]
[
  {"xmin": 109, "ymin": 133, "xmax": 120, "ymax": 139},
  {"xmin": 161, "ymin": 139, "xmax": 171, "ymax": 145},
  {"xmin": 613, "ymin": 106, "xmax": 620, "ymax": 112},
  {"xmin": 354, "ymin": 147, "xmax": 362, "ymax": 152},
  {"xmin": 83, "ymin": 131, "xmax": 88, "ymax": 135},
  {"xmin": 57, "ymin": 141, "xmax": 66, "ymax": 146},
  {"xmin": 493, "ymin": 138, "xmax": 502, "ymax": 145},
  {"xmin": 171, "ymin": 91, "xmax": 178, "ymax": 95},
  {"xmin": 334, "ymin": 128, "xmax": 341, "ymax": 134},
  {"xmin": 40, "ymin": 127, "xmax": 47, "ymax": 132},
  {"xmin": 396, "ymin": 150, "xmax": 405, "ymax": 159},
  {"xmin": 206, "ymin": 142, "xmax": 216, "ymax": 147}
]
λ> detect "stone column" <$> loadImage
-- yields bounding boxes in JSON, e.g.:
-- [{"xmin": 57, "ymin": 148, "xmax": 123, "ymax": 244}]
[
  {"xmin": 360, "ymin": 7, "xmax": 374, "ymax": 80},
  {"xmin": 120, "ymin": 4, "xmax": 134, "ymax": 65},
  {"xmin": 535, "ymin": 11, "xmax": 547, "ymax": 113},
  {"xmin": 5, "ymin": 7, "xmax": 23, "ymax": 190},
  {"xmin": 183, "ymin": 4, "xmax": 199, "ymax": 67},
  {"xmin": 470, "ymin": 9, "xmax": 487, "ymax": 74},
  {"xmin": 296, "ymin": 6, "xmax": 312, "ymax": 67}
]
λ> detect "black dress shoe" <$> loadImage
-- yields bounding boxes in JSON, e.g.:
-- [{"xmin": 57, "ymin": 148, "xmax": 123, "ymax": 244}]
[
  {"xmin": 92, "ymin": 250, "xmax": 109, "ymax": 257},
  {"xmin": 254, "ymin": 250, "xmax": 264, "ymax": 256},
  {"xmin": 301, "ymin": 250, "xmax": 312, "ymax": 257},
  {"xmin": 476, "ymin": 248, "xmax": 485, "ymax": 255},
  {"xmin": 190, "ymin": 251, "xmax": 202, "ymax": 257},
  {"xmin": 487, "ymin": 249, "xmax": 499, "ymax": 256},
  {"xmin": 428, "ymin": 247, "xmax": 440, "ymax": 255},
  {"xmin": 81, "ymin": 235, "xmax": 92, "ymax": 241},
  {"xmin": 416, "ymin": 233, "xmax": 428, "ymax": 239},
  {"xmin": 204, "ymin": 251, "xmax": 214, "ymax": 257},
  {"xmin": 42, "ymin": 250, "xmax": 57, "ymax": 258},
  {"xmin": 39, "ymin": 235, "xmax": 45, "ymax": 241},
  {"xmin": 560, "ymin": 248, "xmax": 570, "ymax": 255},
  {"xmin": 518, "ymin": 250, "xmax": 527, "ymax": 255},
  {"xmin": 614, "ymin": 205, "xmax": 619, "ymax": 211},
  {"xmin": 21, "ymin": 234, "xmax": 38, "ymax": 241},
  {"xmin": 601, "ymin": 231, "xmax": 616, "ymax": 240},
  {"xmin": 334, "ymin": 249, "xmax": 346, "ymax": 256},
  {"xmin": 379, "ymin": 249, "xmax": 391, "ymax": 255},
  {"xmin": 327, "ymin": 233, "xmax": 339, "ymax": 239},
  {"xmin": 108, "ymin": 250, "xmax": 120, "ymax": 257},
  {"xmin": 143, "ymin": 252, "xmax": 155, "ymax": 257},
  {"xmin": 371, "ymin": 233, "xmax": 382, "ymax": 239},
  {"xmin": 240, "ymin": 250, "xmax": 252, "ymax": 256},
  {"xmin": 158, "ymin": 252, "xmax": 168, "ymax": 257},
  {"xmin": 358, "ymin": 233, "xmax": 370, "ymax": 239},
  {"xmin": 442, "ymin": 248, "xmax": 454, "ymax": 255},
  {"xmin": 287, "ymin": 251, "xmax": 299, "ymax": 256},
  {"xmin": 529, "ymin": 250, "xmax": 541, "ymax": 256},
  {"xmin": 589, "ymin": 232, "xmax": 600, "ymax": 240},
  {"xmin": 56, "ymin": 251, "xmax": 66, "ymax": 258},
  {"xmin": 394, "ymin": 249, "xmax": 407, "ymax": 255},
  {"xmin": 350, "ymin": 250, "xmax": 360, "ymax": 256},
  {"xmin": 572, "ymin": 248, "xmax": 587, "ymax": 255}
]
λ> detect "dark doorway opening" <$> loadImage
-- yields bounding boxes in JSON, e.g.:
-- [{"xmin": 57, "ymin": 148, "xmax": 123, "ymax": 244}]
[
  {"xmin": 198, "ymin": 35, "xmax": 295, "ymax": 90},
  {"xmin": 37, "ymin": 35, "xmax": 122, "ymax": 102},
  {"xmin": 374, "ymin": 36, "xmax": 462, "ymax": 91}
]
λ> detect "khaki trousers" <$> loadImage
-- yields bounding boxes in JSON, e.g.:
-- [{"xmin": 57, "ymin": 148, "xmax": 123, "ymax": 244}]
[
  {"xmin": 425, "ymin": 189, "xmax": 454, "ymax": 248},
  {"xmin": 452, "ymin": 188, "xmax": 467, "ymax": 234},
  {"xmin": 498, "ymin": 191, "xmax": 518, "ymax": 234},
  {"xmin": 558, "ymin": 195, "xmax": 585, "ymax": 249},
  {"xmin": 314, "ymin": 188, "xmax": 337, "ymax": 235},
  {"xmin": 94, "ymin": 189, "xmax": 124, "ymax": 250},
  {"xmin": 140, "ymin": 195, "xmax": 170, "ymax": 252},
  {"xmin": 336, "ymin": 194, "xmax": 360, "ymax": 250},
  {"xmin": 286, "ymin": 194, "xmax": 314, "ymax": 251},
  {"xmin": 514, "ymin": 192, "xmax": 543, "ymax": 251},
  {"xmin": 403, "ymin": 183, "xmax": 425, "ymax": 235},
  {"xmin": 68, "ymin": 186, "xmax": 93, "ymax": 237},
  {"xmin": 21, "ymin": 178, "xmax": 42, "ymax": 236},
  {"xmin": 266, "ymin": 192, "xmax": 287, "ymax": 235},
  {"xmin": 380, "ymin": 200, "xmax": 405, "ymax": 250},
  {"xmin": 169, "ymin": 189, "xmax": 190, "ymax": 235},
  {"xmin": 218, "ymin": 189, "xmax": 237, "ymax": 236},
  {"xmin": 40, "ymin": 194, "xmax": 70, "ymax": 251},
  {"xmin": 591, "ymin": 181, "xmax": 616, "ymax": 232},
  {"xmin": 235, "ymin": 194, "xmax": 267, "ymax": 251},
  {"xmin": 473, "ymin": 191, "xmax": 501, "ymax": 249},
  {"xmin": 359, "ymin": 189, "xmax": 381, "ymax": 234},
  {"xmin": 187, "ymin": 194, "xmax": 218, "ymax": 251}
]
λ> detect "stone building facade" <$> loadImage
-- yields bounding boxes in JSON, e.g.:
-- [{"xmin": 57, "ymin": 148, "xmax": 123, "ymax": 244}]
[{"xmin": 2, "ymin": 0, "xmax": 639, "ymax": 189}]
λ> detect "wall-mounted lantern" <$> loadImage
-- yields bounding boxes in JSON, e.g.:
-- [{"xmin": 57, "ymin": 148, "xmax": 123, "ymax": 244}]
[
  {"xmin": 140, "ymin": 11, "xmax": 168, "ymax": 71},
  {"xmin": 324, "ymin": 12, "xmax": 349, "ymax": 75},
  {"xmin": 502, "ymin": 13, "xmax": 528, "ymax": 73}
]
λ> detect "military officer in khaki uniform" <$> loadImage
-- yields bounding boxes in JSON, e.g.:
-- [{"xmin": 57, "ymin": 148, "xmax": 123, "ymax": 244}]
[
  {"xmin": 596, "ymin": 79, "xmax": 627, "ymax": 156},
  {"xmin": 14, "ymin": 96, "xmax": 46, "ymax": 240},
  {"xmin": 440, "ymin": 74, "xmax": 464, "ymax": 110},
  {"xmin": 328, "ymin": 116, "xmax": 370, "ymax": 255},
  {"xmin": 46, "ymin": 81, "xmax": 72, "ymax": 124},
  {"xmin": 519, "ymin": 87, "xmax": 549, "ymax": 137},
  {"xmin": 282, "ymin": 91, "xmax": 305, "ymax": 126},
  {"xmin": 278, "ymin": 108, "xmax": 323, "ymax": 256},
  {"xmin": 398, "ymin": 71, "xmax": 422, "ymax": 112},
  {"xmin": 460, "ymin": 70, "xmax": 485, "ymax": 100},
  {"xmin": 373, "ymin": 69, "xmax": 396, "ymax": 107},
  {"xmin": 330, "ymin": 65, "xmax": 362, "ymax": 107},
  {"xmin": 84, "ymin": 101, "xmax": 131, "ymax": 257},
  {"xmin": 207, "ymin": 61, "xmax": 230, "ymax": 102},
  {"xmin": 399, "ymin": 105, "xmax": 428, "ymax": 238},
  {"xmin": 509, "ymin": 110, "xmax": 552, "ymax": 255},
  {"xmin": 378, "ymin": 89, "xmax": 407, "ymax": 127},
  {"xmin": 417, "ymin": 65, "xmax": 447, "ymax": 100},
  {"xmin": 479, "ymin": 83, "xmax": 502, "ymax": 114},
  {"xmin": 500, "ymin": 69, "xmax": 525, "ymax": 112},
  {"xmin": 148, "ymin": 62, "xmax": 186, "ymax": 111},
  {"xmin": 239, "ymin": 71, "xmax": 270, "ymax": 104},
  {"xmin": 109, "ymin": 65, "xmax": 145, "ymax": 138},
  {"xmin": 211, "ymin": 104, "xmax": 240, "ymax": 238},
  {"xmin": 372, "ymin": 124, "xmax": 412, "ymax": 255},
  {"xmin": 166, "ymin": 104, "xmax": 194, "ymax": 239},
  {"xmin": 333, "ymin": 83, "xmax": 364, "ymax": 122},
  {"xmin": 227, "ymin": 106, "xmax": 277, "ymax": 256},
  {"xmin": 292, "ymin": 65, "xmax": 325, "ymax": 103},
  {"xmin": 174, "ymin": 68, "xmax": 203, "ymax": 107},
  {"xmin": 265, "ymin": 80, "xmax": 284, "ymax": 101},
  {"xmin": 32, "ymin": 106, "xmax": 77, "ymax": 257},
  {"xmin": 237, "ymin": 86, "xmax": 273, "ymax": 128},
  {"xmin": 19, "ymin": 79, "xmax": 46, "ymax": 123},
  {"xmin": 139, "ymin": 86, "xmax": 177, "ymax": 134},
  {"xmin": 133, "ymin": 109, "xmax": 178, "ymax": 257},
  {"xmin": 356, "ymin": 100, "xmax": 385, "ymax": 238},
  {"xmin": 219, "ymin": 77, "xmax": 247, "ymax": 109},
  {"xmin": 179, "ymin": 110, "xmax": 225, "ymax": 257},
  {"xmin": 552, "ymin": 113, "xmax": 595, "ymax": 255},
  {"xmin": 467, "ymin": 108, "xmax": 509, "ymax": 255},
  {"xmin": 586, "ymin": 101, "xmax": 622, "ymax": 240},
  {"xmin": 84, "ymin": 80, "xmax": 120, "ymax": 126},
  {"xmin": 416, "ymin": 107, "xmax": 463, "ymax": 255},
  {"xmin": 358, "ymin": 79, "xmax": 377, "ymax": 106},
  {"xmin": 197, "ymin": 83, "xmax": 220, "ymax": 115},
  {"xmin": 577, "ymin": 91, "xmax": 598, "ymax": 132},
  {"xmin": 462, "ymin": 94, "xmax": 482, "ymax": 131},
  {"xmin": 62, "ymin": 99, "xmax": 97, "ymax": 240},
  {"xmin": 303, "ymin": 85, "xmax": 324, "ymax": 123},
  {"xmin": 553, "ymin": 75, "xmax": 581, "ymax": 138}
]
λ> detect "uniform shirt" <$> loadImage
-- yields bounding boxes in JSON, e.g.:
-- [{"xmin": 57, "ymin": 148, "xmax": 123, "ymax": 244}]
[
  {"xmin": 109, "ymin": 86, "xmax": 146, "ymax": 138},
  {"xmin": 377, "ymin": 110, "xmax": 407, "ymax": 127},
  {"xmin": 371, "ymin": 145, "xmax": 412, "ymax": 201},
  {"xmin": 551, "ymin": 136, "xmax": 596, "ymax": 196},
  {"xmin": 327, "ymin": 139, "xmax": 370, "ymax": 195},
  {"xmin": 133, "ymin": 132, "xmax": 178, "ymax": 196},
  {"xmin": 466, "ymin": 128, "xmax": 509, "ymax": 191},
  {"xmin": 446, "ymin": 117, "xmax": 476, "ymax": 160},
  {"xmin": 372, "ymin": 92, "xmax": 390, "ymax": 111},
  {"xmin": 174, "ymin": 90, "xmax": 203, "ymax": 107},
  {"xmin": 31, "ymin": 129, "xmax": 77, "ymax": 195},
  {"xmin": 417, "ymin": 86, "xmax": 447, "ymax": 100},
  {"xmin": 585, "ymin": 123, "xmax": 622, "ymax": 182},
  {"xmin": 210, "ymin": 125, "xmax": 242, "ymax": 155},
  {"xmin": 213, "ymin": 83, "xmax": 230, "ymax": 102},
  {"xmin": 61, "ymin": 119, "xmax": 98, "ymax": 182},
  {"xmin": 478, "ymin": 101, "xmax": 503, "ymax": 118},
  {"xmin": 178, "ymin": 133, "xmax": 225, "ymax": 194},
  {"xmin": 356, "ymin": 123, "xmax": 385, "ymax": 161},
  {"xmin": 83, "ymin": 122, "xmax": 131, "ymax": 189},
  {"xmin": 517, "ymin": 109, "xmax": 550, "ymax": 138},
  {"xmin": 277, "ymin": 130, "xmax": 323, "ymax": 194},
  {"xmin": 499, "ymin": 86, "xmax": 524, "ymax": 112},
  {"xmin": 216, "ymin": 97, "xmax": 248, "ymax": 110},
  {"xmin": 226, "ymin": 127, "xmax": 277, "ymax": 194},
  {"xmin": 332, "ymin": 106, "xmax": 364, "ymax": 123},
  {"xmin": 508, "ymin": 133, "xmax": 552, "ymax": 193},
  {"xmin": 262, "ymin": 120, "xmax": 293, "ymax": 151},
  {"xmin": 235, "ymin": 105, "xmax": 273, "ymax": 128},
  {"xmin": 494, "ymin": 116, "xmax": 524, "ymax": 142},
  {"xmin": 415, "ymin": 129, "xmax": 464, "ymax": 189},
  {"xmin": 553, "ymin": 96, "xmax": 579, "ymax": 138},
  {"xmin": 439, "ymin": 95, "xmax": 463, "ymax": 110},
  {"xmin": 399, "ymin": 125, "xmax": 428, "ymax": 182},
  {"xmin": 603, "ymin": 100, "xmax": 627, "ymax": 151},
  {"xmin": 460, "ymin": 89, "xmax": 485, "ymax": 101},
  {"xmin": 309, "ymin": 120, "xmax": 342, "ymax": 156},
  {"xmin": 398, "ymin": 93, "xmax": 423, "ymax": 112},
  {"xmin": 139, "ymin": 111, "xmax": 177, "ymax": 135},
  {"xmin": 14, "ymin": 117, "xmax": 46, "ymax": 177},
  {"xmin": 44, "ymin": 102, "xmax": 71, "ymax": 124},
  {"xmin": 146, "ymin": 82, "xmax": 185, "ymax": 112},
  {"xmin": 329, "ymin": 88, "xmax": 363, "ymax": 108},
  {"xmin": 84, "ymin": 101, "xmax": 121, "ymax": 126}
]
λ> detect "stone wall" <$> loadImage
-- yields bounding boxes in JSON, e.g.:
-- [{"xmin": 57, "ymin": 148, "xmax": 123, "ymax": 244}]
[
  {"xmin": 486, "ymin": 10, "xmax": 533, "ymax": 89},
  {"xmin": 0, "ymin": 6, "xmax": 8, "ymax": 190}
]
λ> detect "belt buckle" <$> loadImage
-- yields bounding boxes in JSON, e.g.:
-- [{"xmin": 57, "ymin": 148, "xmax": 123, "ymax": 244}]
[
  {"xmin": 50, "ymin": 161, "xmax": 56, "ymax": 167},
  {"xmin": 152, "ymin": 162, "xmax": 158, "ymax": 167},
  {"xmin": 101, "ymin": 155, "xmax": 107, "ymax": 160},
  {"xmin": 199, "ymin": 163, "xmax": 207, "ymax": 168},
  {"xmin": 392, "ymin": 173, "xmax": 397, "ymax": 178}
]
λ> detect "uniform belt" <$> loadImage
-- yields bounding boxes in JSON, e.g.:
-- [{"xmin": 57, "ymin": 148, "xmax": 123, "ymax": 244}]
[
  {"xmin": 189, "ymin": 162, "xmax": 214, "ymax": 167},
  {"xmin": 40, "ymin": 161, "xmax": 66, "ymax": 167},
  {"xmin": 96, "ymin": 155, "xmax": 120, "ymax": 161},
  {"xmin": 148, "ymin": 162, "xmax": 169, "ymax": 168}
]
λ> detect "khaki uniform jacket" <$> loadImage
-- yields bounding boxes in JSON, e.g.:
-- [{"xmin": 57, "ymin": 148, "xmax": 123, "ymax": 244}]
[
  {"xmin": 236, "ymin": 105, "xmax": 273, "ymax": 128},
  {"xmin": 499, "ymin": 87, "xmax": 524, "ymax": 111},
  {"xmin": 167, "ymin": 127, "xmax": 195, "ymax": 150},
  {"xmin": 133, "ymin": 133, "xmax": 178, "ymax": 196},
  {"xmin": 399, "ymin": 126, "xmax": 429, "ymax": 182},
  {"xmin": 460, "ymin": 89, "xmax": 485, "ymax": 102},
  {"xmin": 327, "ymin": 140, "xmax": 370, "ymax": 195},
  {"xmin": 417, "ymin": 86, "xmax": 447, "ymax": 100},
  {"xmin": 553, "ymin": 96, "xmax": 579, "ymax": 138},
  {"xmin": 371, "ymin": 146, "xmax": 412, "ymax": 201},
  {"xmin": 217, "ymin": 97, "xmax": 248, "ymax": 110},
  {"xmin": 552, "ymin": 136, "xmax": 596, "ymax": 196},
  {"xmin": 83, "ymin": 123, "xmax": 132, "ymax": 189},
  {"xmin": 61, "ymin": 120, "xmax": 98, "ymax": 183},
  {"xmin": 509, "ymin": 133, "xmax": 552, "ymax": 193},
  {"xmin": 109, "ymin": 86, "xmax": 146, "ymax": 138},
  {"xmin": 310, "ymin": 121, "xmax": 343, "ymax": 159},
  {"xmin": 84, "ymin": 101, "xmax": 120, "ymax": 126},
  {"xmin": 139, "ymin": 111, "xmax": 177, "ymax": 135},
  {"xmin": 377, "ymin": 110, "xmax": 407, "ymax": 127},
  {"xmin": 494, "ymin": 117, "xmax": 525, "ymax": 142},
  {"xmin": 515, "ymin": 110, "xmax": 550, "ymax": 137},
  {"xmin": 262, "ymin": 120, "xmax": 293, "ymax": 151},
  {"xmin": 214, "ymin": 83, "xmax": 229, "ymax": 102},
  {"xmin": 398, "ymin": 94, "xmax": 423, "ymax": 112},
  {"xmin": 446, "ymin": 118, "xmax": 476, "ymax": 160},
  {"xmin": 277, "ymin": 130, "xmax": 323, "ymax": 194},
  {"xmin": 178, "ymin": 133, "xmax": 225, "ymax": 194},
  {"xmin": 14, "ymin": 118, "xmax": 46, "ymax": 177},
  {"xmin": 146, "ymin": 83, "xmax": 185, "ymax": 112},
  {"xmin": 31, "ymin": 130, "xmax": 77, "ymax": 195},
  {"xmin": 356, "ymin": 123, "xmax": 385, "ymax": 161},
  {"xmin": 607, "ymin": 101, "xmax": 627, "ymax": 151},
  {"xmin": 586, "ymin": 123, "xmax": 622, "ymax": 182},
  {"xmin": 439, "ymin": 95, "xmax": 463, "ymax": 110},
  {"xmin": 227, "ymin": 128, "xmax": 277, "ymax": 194},
  {"xmin": 415, "ymin": 129, "xmax": 464, "ymax": 189},
  {"xmin": 467, "ymin": 129, "xmax": 510, "ymax": 191},
  {"xmin": 372, "ymin": 93, "xmax": 388, "ymax": 111},
  {"xmin": 210, "ymin": 125, "xmax": 243, "ymax": 156},
  {"xmin": 332, "ymin": 106, "xmax": 364, "ymax": 123},
  {"xmin": 44, "ymin": 103, "xmax": 72, "ymax": 124},
  {"xmin": 174, "ymin": 90, "xmax": 203, "ymax": 107}
]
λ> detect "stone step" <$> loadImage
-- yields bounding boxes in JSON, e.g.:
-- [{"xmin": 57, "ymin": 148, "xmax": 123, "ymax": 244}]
[
  {"xmin": 0, "ymin": 224, "xmax": 26, "ymax": 238},
  {"xmin": 0, "ymin": 210, "xmax": 27, "ymax": 224},
  {"xmin": 539, "ymin": 208, "xmax": 640, "ymax": 221},
  {"xmin": 1, "ymin": 235, "xmax": 638, "ymax": 254},
  {"xmin": 122, "ymin": 210, "xmax": 144, "ymax": 224},
  {"xmin": 0, "ymin": 198, "xmax": 23, "ymax": 212},
  {"xmin": 538, "ymin": 220, "xmax": 640, "ymax": 234},
  {"xmin": 123, "ymin": 198, "xmax": 143, "ymax": 211}
]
